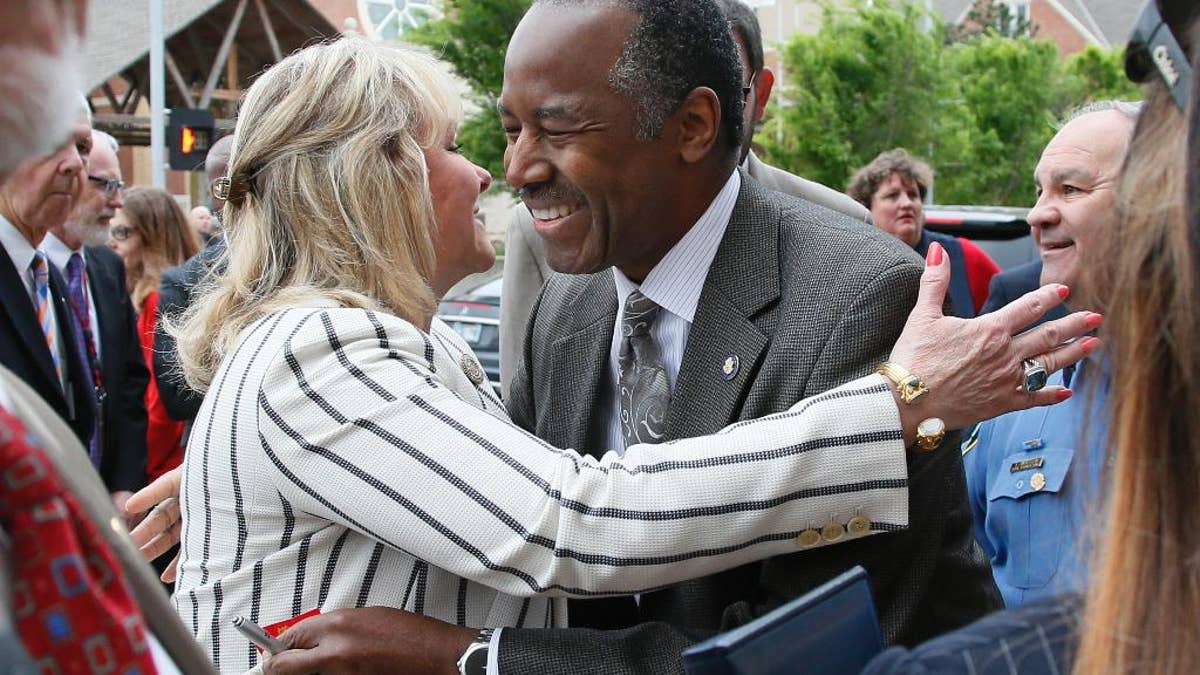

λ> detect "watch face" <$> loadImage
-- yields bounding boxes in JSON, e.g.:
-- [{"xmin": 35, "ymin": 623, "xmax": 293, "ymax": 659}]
[
  {"xmin": 917, "ymin": 418, "xmax": 945, "ymax": 435},
  {"xmin": 463, "ymin": 645, "xmax": 489, "ymax": 675}
]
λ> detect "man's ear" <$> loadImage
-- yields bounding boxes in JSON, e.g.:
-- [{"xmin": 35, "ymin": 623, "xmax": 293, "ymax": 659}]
[
  {"xmin": 675, "ymin": 87, "xmax": 721, "ymax": 164},
  {"xmin": 753, "ymin": 67, "xmax": 775, "ymax": 121}
]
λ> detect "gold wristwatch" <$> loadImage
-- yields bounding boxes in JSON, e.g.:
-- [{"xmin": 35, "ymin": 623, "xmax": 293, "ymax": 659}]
[
  {"xmin": 915, "ymin": 417, "xmax": 946, "ymax": 452},
  {"xmin": 876, "ymin": 362, "xmax": 929, "ymax": 405}
]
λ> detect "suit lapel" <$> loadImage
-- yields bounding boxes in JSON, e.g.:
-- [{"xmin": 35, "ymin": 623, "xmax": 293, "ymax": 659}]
[
  {"xmin": 0, "ymin": 247, "xmax": 62, "ymax": 398},
  {"xmin": 666, "ymin": 173, "xmax": 781, "ymax": 439},
  {"xmin": 543, "ymin": 273, "xmax": 617, "ymax": 458}
]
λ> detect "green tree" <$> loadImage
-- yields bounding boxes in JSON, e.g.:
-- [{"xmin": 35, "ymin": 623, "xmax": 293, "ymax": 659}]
[
  {"xmin": 940, "ymin": 35, "xmax": 1070, "ymax": 204},
  {"xmin": 758, "ymin": 0, "xmax": 1136, "ymax": 207},
  {"xmin": 758, "ymin": 0, "xmax": 968, "ymax": 193},
  {"xmin": 1064, "ymin": 46, "xmax": 1142, "ymax": 103},
  {"xmin": 406, "ymin": 0, "xmax": 530, "ymax": 183},
  {"xmin": 946, "ymin": 0, "xmax": 1036, "ymax": 42}
]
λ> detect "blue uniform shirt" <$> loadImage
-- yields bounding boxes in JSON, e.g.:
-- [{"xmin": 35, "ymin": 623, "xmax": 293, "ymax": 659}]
[{"xmin": 962, "ymin": 361, "xmax": 1109, "ymax": 607}]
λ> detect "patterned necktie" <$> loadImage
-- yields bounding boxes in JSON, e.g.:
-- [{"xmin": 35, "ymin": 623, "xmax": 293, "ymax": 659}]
[
  {"xmin": 618, "ymin": 290, "xmax": 672, "ymax": 448},
  {"xmin": 0, "ymin": 405, "xmax": 157, "ymax": 675},
  {"xmin": 64, "ymin": 254, "xmax": 100, "ymax": 467},
  {"xmin": 29, "ymin": 253, "xmax": 62, "ymax": 387}
]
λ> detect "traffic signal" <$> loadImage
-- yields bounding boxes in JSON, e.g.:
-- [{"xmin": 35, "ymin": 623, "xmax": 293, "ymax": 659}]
[{"xmin": 168, "ymin": 108, "xmax": 215, "ymax": 171}]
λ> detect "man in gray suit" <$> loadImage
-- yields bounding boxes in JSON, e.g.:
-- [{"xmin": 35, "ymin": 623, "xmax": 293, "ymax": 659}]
[
  {"xmin": 497, "ymin": 0, "xmax": 868, "ymax": 398},
  {"xmin": 481, "ymin": 1, "xmax": 997, "ymax": 671}
]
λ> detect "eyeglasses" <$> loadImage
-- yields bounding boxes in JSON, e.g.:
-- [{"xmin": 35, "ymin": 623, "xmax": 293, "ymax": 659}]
[
  {"xmin": 109, "ymin": 225, "xmax": 134, "ymax": 241},
  {"xmin": 87, "ymin": 174, "xmax": 125, "ymax": 198},
  {"xmin": 1125, "ymin": 0, "xmax": 1193, "ymax": 110}
]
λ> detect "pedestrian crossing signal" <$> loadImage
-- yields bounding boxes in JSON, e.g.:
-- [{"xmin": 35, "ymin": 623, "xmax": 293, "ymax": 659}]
[{"xmin": 168, "ymin": 108, "xmax": 215, "ymax": 171}]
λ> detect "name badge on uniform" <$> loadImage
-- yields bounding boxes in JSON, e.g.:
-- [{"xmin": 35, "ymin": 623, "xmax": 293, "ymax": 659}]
[{"xmin": 1010, "ymin": 457, "xmax": 1045, "ymax": 473}]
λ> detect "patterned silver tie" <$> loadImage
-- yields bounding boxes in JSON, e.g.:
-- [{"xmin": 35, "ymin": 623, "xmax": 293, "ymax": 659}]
[{"xmin": 618, "ymin": 290, "xmax": 671, "ymax": 448}]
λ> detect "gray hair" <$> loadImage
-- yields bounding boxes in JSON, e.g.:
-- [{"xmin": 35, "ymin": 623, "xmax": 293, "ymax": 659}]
[
  {"xmin": 1064, "ymin": 100, "xmax": 1142, "ymax": 125},
  {"xmin": 92, "ymin": 130, "xmax": 119, "ymax": 153}
]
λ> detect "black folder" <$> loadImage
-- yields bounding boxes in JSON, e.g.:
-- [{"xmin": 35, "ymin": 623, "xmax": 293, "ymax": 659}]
[{"xmin": 681, "ymin": 566, "xmax": 883, "ymax": 675}]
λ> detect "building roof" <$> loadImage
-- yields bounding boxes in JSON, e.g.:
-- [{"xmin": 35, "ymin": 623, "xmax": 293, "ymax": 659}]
[
  {"xmin": 1053, "ymin": 0, "xmax": 1139, "ymax": 48},
  {"xmin": 83, "ymin": 0, "xmax": 338, "ymax": 104}
]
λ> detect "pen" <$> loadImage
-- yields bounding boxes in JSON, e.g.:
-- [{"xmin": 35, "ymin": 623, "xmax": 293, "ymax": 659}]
[{"xmin": 232, "ymin": 616, "xmax": 286, "ymax": 655}]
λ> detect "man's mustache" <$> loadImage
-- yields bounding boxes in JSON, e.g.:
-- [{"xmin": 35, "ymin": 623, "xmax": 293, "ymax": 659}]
[{"xmin": 520, "ymin": 183, "xmax": 587, "ymax": 204}]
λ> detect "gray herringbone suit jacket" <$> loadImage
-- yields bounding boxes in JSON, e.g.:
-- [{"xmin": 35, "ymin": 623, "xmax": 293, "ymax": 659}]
[{"xmin": 501, "ymin": 174, "xmax": 1001, "ymax": 673}]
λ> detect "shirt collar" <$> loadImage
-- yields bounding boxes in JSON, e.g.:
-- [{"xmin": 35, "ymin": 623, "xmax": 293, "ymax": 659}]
[
  {"xmin": 38, "ymin": 231, "xmax": 83, "ymax": 274},
  {"xmin": 612, "ymin": 171, "xmax": 740, "ymax": 323},
  {"xmin": 0, "ymin": 212, "xmax": 38, "ymax": 278}
]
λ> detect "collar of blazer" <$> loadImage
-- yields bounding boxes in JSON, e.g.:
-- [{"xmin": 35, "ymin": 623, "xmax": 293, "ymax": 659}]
[{"xmin": 540, "ymin": 171, "xmax": 782, "ymax": 451}]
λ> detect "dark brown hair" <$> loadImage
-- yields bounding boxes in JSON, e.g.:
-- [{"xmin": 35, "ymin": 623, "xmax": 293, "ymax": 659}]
[{"xmin": 845, "ymin": 148, "xmax": 934, "ymax": 208}]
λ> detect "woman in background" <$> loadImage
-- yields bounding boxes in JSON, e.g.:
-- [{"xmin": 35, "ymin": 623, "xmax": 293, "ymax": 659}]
[
  {"xmin": 108, "ymin": 186, "xmax": 200, "ymax": 483},
  {"xmin": 847, "ymin": 149, "xmax": 1001, "ymax": 318}
]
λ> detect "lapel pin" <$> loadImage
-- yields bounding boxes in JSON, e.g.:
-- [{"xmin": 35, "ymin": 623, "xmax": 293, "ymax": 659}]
[
  {"xmin": 460, "ymin": 354, "xmax": 485, "ymax": 386},
  {"xmin": 720, "ymin": 354, "xmax": 740, "ymax": 381}
]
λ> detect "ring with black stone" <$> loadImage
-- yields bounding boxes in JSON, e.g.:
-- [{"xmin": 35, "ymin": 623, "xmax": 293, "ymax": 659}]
[{"xmin": 1021, "ymin": 358, "xmax": 1049, "ymax": 393}]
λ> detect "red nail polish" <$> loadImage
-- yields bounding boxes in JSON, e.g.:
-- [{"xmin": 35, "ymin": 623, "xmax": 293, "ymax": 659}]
[
  {"xmin": 1057, "ymin": 286, "xmax": 1070, "ymax": 300},
  {"xmin": 1056, "ymin": 389, "xmax": 1073, "ymax": 402},
  {"xmin": 1082, "ymin": 336, "xmax": 1101, "ymax": 353},
  {"xmin": 927, "ymin": 242, "xmax": 944, "ymax": 266}
]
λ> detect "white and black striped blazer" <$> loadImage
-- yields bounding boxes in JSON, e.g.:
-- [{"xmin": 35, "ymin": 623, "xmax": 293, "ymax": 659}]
[{"xmin": 175, "ymin": 304, "xmax": 909, "ymax": 672}]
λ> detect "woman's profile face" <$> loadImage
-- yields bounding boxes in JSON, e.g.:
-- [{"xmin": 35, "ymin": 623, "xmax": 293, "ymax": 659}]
[
  {"xmin": 426, "ymin": 133, "xmax": 494, "ymax": 294},
  {"xmin": 106, "ymin": 209, "xmax": 143, "ymax": 271}
]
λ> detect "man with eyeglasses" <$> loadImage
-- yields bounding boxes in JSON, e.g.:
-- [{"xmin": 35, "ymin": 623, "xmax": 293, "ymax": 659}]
[
  {"xmin": 496, "ymin": 0, "xmax": 869, "ymax": 399},
  {"xmin": 38, "ymin": 129, "xmax": 149, "ymax": 521}
]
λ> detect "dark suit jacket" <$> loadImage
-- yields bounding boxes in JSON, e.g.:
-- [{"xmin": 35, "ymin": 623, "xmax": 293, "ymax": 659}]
[
  {"xmin": 980, "ymin": 260, "xmax": 1067, "ymax": 331},
  {"xmin": 85, "ymin": 245, "xmax": 149, "ymax": 492},
  {"xmin": 502, "ymin": 174, "xmax": 1001, "ymax": 673},
  {"xmin": 0, "ymin": 246, "xmax": 96, "ymax": 446},
  {"xmin": 153, "ymin": 236, "xmax": 226, "ymax": 422}
]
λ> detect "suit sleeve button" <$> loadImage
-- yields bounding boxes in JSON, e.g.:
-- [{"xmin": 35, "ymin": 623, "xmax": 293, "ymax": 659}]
[
  {"xmin": 847, "ymin": 515, "xmax": 871, "ymax": 537},
  {"xmin": 796, "ymin": 529, "xmax": 822, "ymax": 548},
  {"xmin": 821, "ymin": 522, "xmax": 845, "ymax": 542}
]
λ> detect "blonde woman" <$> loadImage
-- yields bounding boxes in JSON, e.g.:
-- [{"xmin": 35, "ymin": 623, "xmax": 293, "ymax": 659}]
[
  {"xmin": 141, "ymin": 37, "xmax": 1093, "ymax": 672},
  {"xmin": 107, "ymin": 187, "xmax": 200, "ymax": 484}
]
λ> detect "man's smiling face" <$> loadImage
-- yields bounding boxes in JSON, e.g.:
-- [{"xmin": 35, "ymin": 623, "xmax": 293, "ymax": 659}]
[
  {"xmin": 499, "ymin": 3, "xmax": 683, "ymax": 278},
  {"xmin": 1029, "ymin": 109, "xmax": 1134, "ymax": 310}
]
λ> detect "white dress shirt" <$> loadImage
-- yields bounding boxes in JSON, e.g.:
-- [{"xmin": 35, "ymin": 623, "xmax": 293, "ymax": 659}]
[
  {"xmin": 39, "ymin": 232, "xmax": 102, "ymax": 361},
  {"xmin": 0, "ymin": 214, "xmax": 67, "ymax": 391},
  {"xmin": 602, "ymin": 170, "xmax": 740, "ymax": 454}
]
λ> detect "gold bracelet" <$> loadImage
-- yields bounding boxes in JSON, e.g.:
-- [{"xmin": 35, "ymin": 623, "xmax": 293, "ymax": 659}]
[{"xmin": 876, "ymin": 362, "xmax": 930, "ymax": 405}]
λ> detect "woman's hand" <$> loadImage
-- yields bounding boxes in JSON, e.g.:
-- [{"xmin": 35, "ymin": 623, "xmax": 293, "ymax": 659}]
[
  {"xmin": 889, "ymin": 242, "xmax": 1101, "ymax": 441},
  {"xmin": 124, "ymin": 466, "xmax": 183, "ymax": 582}
]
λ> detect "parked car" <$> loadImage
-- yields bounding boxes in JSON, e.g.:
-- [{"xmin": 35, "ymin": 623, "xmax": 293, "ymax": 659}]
[
  {"xmin": 437, "ymin": 273, "xmax": 502, "ymax": 392},
  {"xmin": 924, "ymin": 205, "xmax": 1035, "ymax": 271}
]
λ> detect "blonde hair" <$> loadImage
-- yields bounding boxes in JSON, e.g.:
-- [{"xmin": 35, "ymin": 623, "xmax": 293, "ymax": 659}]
[
  {"xmin": 119, "ymin": 187, "xmax": 200, "ymax": 307},
  {"xmin": 173, "ymin": 37, "xmax": 461, "ymax": 391},
  {"xmin": 1073, "ymin": 66, "xmax": 1197, "ymax": 675}
]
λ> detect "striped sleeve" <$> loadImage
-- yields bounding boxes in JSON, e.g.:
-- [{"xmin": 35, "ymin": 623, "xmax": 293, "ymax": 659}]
[{"xmin": 257, "ymin": 309, "xmax": 908, "ymax": 598}]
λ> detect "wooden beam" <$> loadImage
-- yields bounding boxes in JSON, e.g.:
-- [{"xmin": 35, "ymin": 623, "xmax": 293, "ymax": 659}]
[
  {"xmin": 254, "ymin": 0, "xmax": 283, "ymax": 62},
  {"xmin": 225, "ymin": 47, "xmax": 239, "ymax": 93},
  {"xmin": 100, "ymin": 83, "xmax": 121, "ymax": 112},
  {"xmin": 165, "ymin": 50, "xmax": 197, "ymax": 109},
  {"xmin": 199, "ymin": 0, "xmax": 249, "ymax": 108}
]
